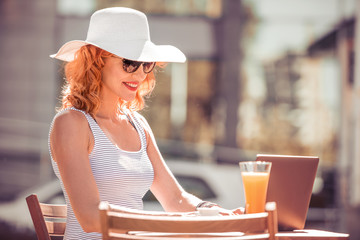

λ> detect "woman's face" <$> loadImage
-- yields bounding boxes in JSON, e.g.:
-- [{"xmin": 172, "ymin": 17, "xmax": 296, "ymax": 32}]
[{"xmin": 101, "ymin": 57, "xmax": 148, "ymax": 102}]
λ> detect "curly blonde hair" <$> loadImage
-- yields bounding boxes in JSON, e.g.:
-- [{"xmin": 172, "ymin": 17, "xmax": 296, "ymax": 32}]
[{"xmin": 60, "ymin": 45, "xmax": 156, "ymax": 116}]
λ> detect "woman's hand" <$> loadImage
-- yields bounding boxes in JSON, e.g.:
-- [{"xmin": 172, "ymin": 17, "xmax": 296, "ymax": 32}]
[
  {"xmin": 217, "ymin": 206, "xmax": 245, "ymax": 216},
  {"xmin": 195, "ymin": 201, "xmax": 245, "ymax": 216}
]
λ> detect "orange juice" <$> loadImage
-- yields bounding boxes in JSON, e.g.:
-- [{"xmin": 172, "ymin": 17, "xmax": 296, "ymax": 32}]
[{"xmin": 241, "ymin": 172, "xmax": 270, "ymax": 213}]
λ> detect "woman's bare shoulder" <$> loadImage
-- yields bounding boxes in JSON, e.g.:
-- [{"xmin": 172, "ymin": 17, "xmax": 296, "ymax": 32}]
[
  {"xmin": 50, "ymin": 109, "xmax": 91, "ymax": 156},
  {"xmin": 51, "ymin": 109, "xmax": 89, "ymax": 134}
]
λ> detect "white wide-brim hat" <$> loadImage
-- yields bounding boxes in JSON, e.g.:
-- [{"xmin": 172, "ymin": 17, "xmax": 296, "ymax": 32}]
[{"xmin": 50, "ymin": 7, "xmax": 186, "ymax": 63}]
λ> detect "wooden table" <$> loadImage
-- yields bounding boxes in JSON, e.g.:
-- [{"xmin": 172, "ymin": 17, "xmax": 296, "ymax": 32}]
[{"xmin": 276, "ymin": 229, "xmax": 349, "ymax": 239}]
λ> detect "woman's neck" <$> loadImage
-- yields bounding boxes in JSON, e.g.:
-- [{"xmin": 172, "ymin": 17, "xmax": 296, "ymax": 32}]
[{"xmin": 96, "ymin": 93, "xmax": 121, "ymax": 120}]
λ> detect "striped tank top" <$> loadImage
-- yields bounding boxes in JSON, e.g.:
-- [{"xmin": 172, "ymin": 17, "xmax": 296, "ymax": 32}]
[{"xmin": 50, "ymin": 108, "xmax": 154, "ymax": 240}]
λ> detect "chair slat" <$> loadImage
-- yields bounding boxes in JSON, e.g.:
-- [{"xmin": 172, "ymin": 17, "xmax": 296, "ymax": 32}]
[
  {"xmin": 40, "ymin": 203, "xmax": 67, "ymax": 218},
  {"xmin": 108, "ymin": 213, "xmax": 268, "ymax": 234},
  {"xmin": 45, "ymin": 221, "xmax": 66, "ymax": 235}
]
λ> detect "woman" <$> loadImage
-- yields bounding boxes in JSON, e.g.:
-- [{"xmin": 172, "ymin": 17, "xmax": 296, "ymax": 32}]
[{"xmin": 49, "ymin": 7, "xmax": 243, "ymax": 239}]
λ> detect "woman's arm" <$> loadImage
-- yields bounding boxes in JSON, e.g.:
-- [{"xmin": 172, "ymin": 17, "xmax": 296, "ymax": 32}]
[
  {"xmin": 50, "ymin": 110, "xmax": 101, "ymax": 232},
  {"xmin": 138, "ymin": 114, "xmax": 244, "ymax": 215},
  {"xmin": 138, "ymin": 115, "xmax": 201, "ymax": 212}
]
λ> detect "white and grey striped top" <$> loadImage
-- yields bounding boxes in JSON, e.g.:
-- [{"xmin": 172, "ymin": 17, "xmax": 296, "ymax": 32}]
[{"xmin": 50, "ymin": 108, "xmax": 154, "ymax": 240}]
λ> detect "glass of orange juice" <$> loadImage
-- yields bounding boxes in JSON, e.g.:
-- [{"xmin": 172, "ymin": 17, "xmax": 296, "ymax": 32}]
[{"xmin": 239, "ymin": 161, "xmax": 272, "ymax": 214}]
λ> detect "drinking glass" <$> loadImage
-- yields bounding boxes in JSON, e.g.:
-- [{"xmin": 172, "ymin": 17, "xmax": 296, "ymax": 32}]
[{"xmin": 239, "ymin": 161, "xmax": 272, "ymax": 213}]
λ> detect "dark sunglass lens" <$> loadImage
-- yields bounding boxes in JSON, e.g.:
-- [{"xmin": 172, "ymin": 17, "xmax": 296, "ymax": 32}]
[
  {"xmin": 143, "ymin": 62, "xmax": 156, "ymax": 73},
  {"xmin": 123, "ymin": 59, "xmax": 141, "ymax": 73}
]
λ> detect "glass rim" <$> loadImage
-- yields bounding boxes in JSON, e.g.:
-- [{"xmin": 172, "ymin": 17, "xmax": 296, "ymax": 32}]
[{"xmin": 239, "ymin": 161, "xmax": 272, "ymax": 165}]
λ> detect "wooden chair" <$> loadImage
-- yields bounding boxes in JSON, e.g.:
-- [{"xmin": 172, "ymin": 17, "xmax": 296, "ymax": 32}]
[
  {"xmin": 99, "ymin": 201, "xmax": 278, "ymax": 240},
  {"xmin": 26, "ymin": 194, "xmax": 66, "ymax": 240}
]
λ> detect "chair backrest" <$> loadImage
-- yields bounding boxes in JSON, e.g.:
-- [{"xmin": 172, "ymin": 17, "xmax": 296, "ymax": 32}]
[
  {"xmin": 26, "ymin": 194, "xmax": 67, "ymax": 240},
  {"xmin": 99, "ymin": 201, "xmax": 278, "ymax": 240}
]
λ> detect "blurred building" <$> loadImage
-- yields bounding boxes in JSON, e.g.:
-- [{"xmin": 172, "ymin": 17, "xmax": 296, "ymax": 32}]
[
  {"xmin": 0, "ymin": 0, "xmax": 58, "ymax": 200},
  {"xmin": 259, "ymin": 52, "xmax": 339, "ymax": 165},
  {"xmin": 307, "ymin": 16, "xmax": 360, "ymax": 239}
]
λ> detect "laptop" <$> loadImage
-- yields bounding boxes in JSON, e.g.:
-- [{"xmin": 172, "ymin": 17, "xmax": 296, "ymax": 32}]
[{"xmin": 256, "ymin": 154, "xmax": 319, "ymax": 230}]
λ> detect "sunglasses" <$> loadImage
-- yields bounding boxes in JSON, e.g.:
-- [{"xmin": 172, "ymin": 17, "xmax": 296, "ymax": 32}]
[{"xmin": 122, "ymin": 59, "xmax": 156, "ymax": 74}]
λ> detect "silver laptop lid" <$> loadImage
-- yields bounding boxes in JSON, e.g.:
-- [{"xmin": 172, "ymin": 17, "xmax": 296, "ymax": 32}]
[{"xmin": 256, "ymin": 154, "xmax": 319, "ymax": 230}]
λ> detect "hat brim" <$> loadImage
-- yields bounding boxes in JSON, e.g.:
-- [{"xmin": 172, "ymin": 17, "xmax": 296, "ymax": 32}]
[{"xmin": 50, "ymin": 40, "xmax": 186, "ymax": 63}]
